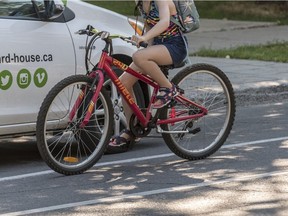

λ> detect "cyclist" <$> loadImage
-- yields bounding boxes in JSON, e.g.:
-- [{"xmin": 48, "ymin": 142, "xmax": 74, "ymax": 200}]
[{"xmin": 106, "ymin": 0, "xmax": 188, "ymax": 154}]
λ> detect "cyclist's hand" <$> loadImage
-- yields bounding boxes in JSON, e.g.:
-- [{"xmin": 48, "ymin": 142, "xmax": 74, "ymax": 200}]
[{"xmin": 132, "ymin": 35, "xmax": 147, "ymax": 48}]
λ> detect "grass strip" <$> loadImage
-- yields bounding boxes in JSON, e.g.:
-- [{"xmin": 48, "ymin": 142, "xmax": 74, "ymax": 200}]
[{"xmin": 194, "ymin": 42, "xmax": 288, "ymax": 63}]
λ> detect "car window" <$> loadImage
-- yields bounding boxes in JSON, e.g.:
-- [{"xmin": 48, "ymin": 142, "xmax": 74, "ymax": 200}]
[
  {"xmin": 0, "ymin": 0, "xmax": 43, "ymax": 18},
  {"xmin": 0, "ymin": 0, "xmax": 64, "ymax": 20}
]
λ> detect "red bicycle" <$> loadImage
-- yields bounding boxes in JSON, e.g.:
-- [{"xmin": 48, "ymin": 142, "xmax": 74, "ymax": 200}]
[{"xmin": 36, "ymin": 26, "xmax": 235, "ymax": 175}]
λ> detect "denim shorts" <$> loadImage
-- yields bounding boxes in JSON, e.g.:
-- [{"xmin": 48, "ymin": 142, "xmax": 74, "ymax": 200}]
[{"xmin": 153, "ymin": 35, "xmax": 187, "ymax": 67}]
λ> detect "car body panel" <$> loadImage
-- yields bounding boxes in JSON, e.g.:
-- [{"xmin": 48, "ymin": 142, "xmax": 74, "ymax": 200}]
[
  {"xmin": 0, "ymin": 0, "xmax": 138, "ymax": 137},
  {"xmin": 0, "ymin": 19, "xmax": 76, "ymax": 127}
]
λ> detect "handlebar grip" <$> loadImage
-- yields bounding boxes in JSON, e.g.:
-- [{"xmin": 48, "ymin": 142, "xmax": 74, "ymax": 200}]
[
  {"xmin": 76, "ymin": 25, "xmax": 96, "ymax": 36},
  {"xmin": 75, "ymin": 29, "xmax": 87, "ymax": 35},
  {"xmin": 126, "ymin": 37, "xmax": 148, "ymax": 48},
  {"xmin": 139, "ymin": 41, "xmax": 148, "ymax": 48}
]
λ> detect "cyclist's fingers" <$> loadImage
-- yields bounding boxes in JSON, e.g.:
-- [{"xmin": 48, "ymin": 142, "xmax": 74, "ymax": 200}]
[{"xmin": 132, "ymin": 35, "xmax": 144, "ymax": 47}]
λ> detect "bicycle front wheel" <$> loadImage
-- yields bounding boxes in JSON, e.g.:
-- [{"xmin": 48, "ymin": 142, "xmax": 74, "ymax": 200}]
[
  {"xmin": 36, "ymin": 75, "xmax": 113, "ymax": 175},
  {"xmin": 160, "ymin": 64, "xmax": 235, "ymax": 160}
]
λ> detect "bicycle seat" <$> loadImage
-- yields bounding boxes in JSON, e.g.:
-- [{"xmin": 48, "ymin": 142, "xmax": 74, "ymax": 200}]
[{"xmin": 160, "ymin": 61, "xmax": 186, "ymax": 77}]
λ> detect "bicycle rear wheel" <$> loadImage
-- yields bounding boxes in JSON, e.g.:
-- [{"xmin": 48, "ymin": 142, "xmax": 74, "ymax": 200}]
[
  {"xmin": 160, "ymin": 64, "xmax": 235, "ymax": 160},
  {"xmin": 36, "ymin": 75, "xmax": 113, "ymax": 175}
]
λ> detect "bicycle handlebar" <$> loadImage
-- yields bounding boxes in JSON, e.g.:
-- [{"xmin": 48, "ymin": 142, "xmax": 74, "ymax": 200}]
[
  {"xmin": 120, "ymin": 36, "xmax": 148, "ymax": 48},
  {"xmin": 75, "ymin": 25, "xmax": 148, "ymax": 48}
]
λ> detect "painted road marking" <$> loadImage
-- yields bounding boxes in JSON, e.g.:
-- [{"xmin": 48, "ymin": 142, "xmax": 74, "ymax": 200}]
[
  {"xmin": 2, "ymin": 169, "xmax": 288, "ymax": 216},
  {"xmin": 0, "ymin": 136, "xmax": 287, "ymax": 183}
]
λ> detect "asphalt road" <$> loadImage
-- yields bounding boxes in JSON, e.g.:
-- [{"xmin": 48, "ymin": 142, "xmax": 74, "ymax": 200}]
[{"xmin": 0, "ymin": 100, "xmax": 287, "ymax": 216}]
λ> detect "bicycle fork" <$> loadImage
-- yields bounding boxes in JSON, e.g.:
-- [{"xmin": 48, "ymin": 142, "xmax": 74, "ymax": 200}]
[{"xmin": 69, "ymin": 71, "xmax": 105, "ymax": 128}]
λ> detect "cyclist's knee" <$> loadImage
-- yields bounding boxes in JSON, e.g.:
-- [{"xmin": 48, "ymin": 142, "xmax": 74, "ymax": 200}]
[{"xmin": 132, "ymin": 50, "xmax": 146, "ymax": 67}]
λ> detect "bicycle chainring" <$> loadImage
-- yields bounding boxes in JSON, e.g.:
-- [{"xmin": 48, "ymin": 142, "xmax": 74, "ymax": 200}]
[{"xmin": 129, "ymin": 114, "xmax": 151, "ymax": 138}]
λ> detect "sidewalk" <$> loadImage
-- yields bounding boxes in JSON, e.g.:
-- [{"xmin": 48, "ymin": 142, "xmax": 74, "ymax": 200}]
[
  {"xmin": 187, "ymin": 19, "xmax": 288, "ymax": 52},
  {"xmin": 190, "ymin": 57, "xmax": 288, "ymax": 91},
  {"xmin": 183, "ymin": 19, "xmax": 288, "ymax": 101}
]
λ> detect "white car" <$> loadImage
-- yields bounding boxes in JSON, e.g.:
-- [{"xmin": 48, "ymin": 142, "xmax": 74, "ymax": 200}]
[{"xmin": 0, "ymin": 0, "xmax": 146, "ymax": 138}]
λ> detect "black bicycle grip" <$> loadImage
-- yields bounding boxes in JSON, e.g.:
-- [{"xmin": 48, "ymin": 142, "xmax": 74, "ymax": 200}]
[
  {"xmin": 139, "ymin": 41, "xmax": 148, "ymax": 48},
  {"xmin": 126, "ymin": 37, "xmax": 148, "ymax": 48},
  {"xmin": 76, "ymin": 29, "xmax": 87, "ymax": 35}
]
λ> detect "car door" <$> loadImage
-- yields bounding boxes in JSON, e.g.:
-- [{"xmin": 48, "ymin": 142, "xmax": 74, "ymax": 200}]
[{"xmin": 0, "ymin": 0, "xmax": 75, "ymax": 135}]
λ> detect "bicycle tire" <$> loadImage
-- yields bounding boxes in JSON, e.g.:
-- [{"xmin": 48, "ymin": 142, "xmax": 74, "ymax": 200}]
[
  {"xmin": 36, "ymin": 75, "xmax": 113, "ymax": 175},
  {"xmin": 160, "ymin": 64, "xmax": 236, "ymax": 160}
]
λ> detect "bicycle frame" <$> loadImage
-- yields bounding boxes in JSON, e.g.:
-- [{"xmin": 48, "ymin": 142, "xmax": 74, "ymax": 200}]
[
  {"xmin": 36, "ymin": 27, "xmax": 235, "ymax": 176},
  {"xmin": 71, "ymin": 44, "xmax": 208, "ymax": 129}
]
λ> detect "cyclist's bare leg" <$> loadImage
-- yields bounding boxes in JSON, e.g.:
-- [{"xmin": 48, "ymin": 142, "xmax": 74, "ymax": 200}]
[
  {"xmin": 119, "ymin": 63, "xmax": 141, "ymax": 128},
  {"xmin": 120, "ymin": 45, "xmax": 175, "ymax": 127},
  {"xmin": 133, "ymin": 44, "xmax": 175, "ymax": 107},
  {"xmin": 112, "ymin": 63, "xmax": 141, "ymax": 141},
  {"xmin": 110, "ymin": 45, "xmax": 174, "ymax": 143},
  {"xmin": 132, "ymin": 44, "xmax": 173, "ymax": 88}
]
